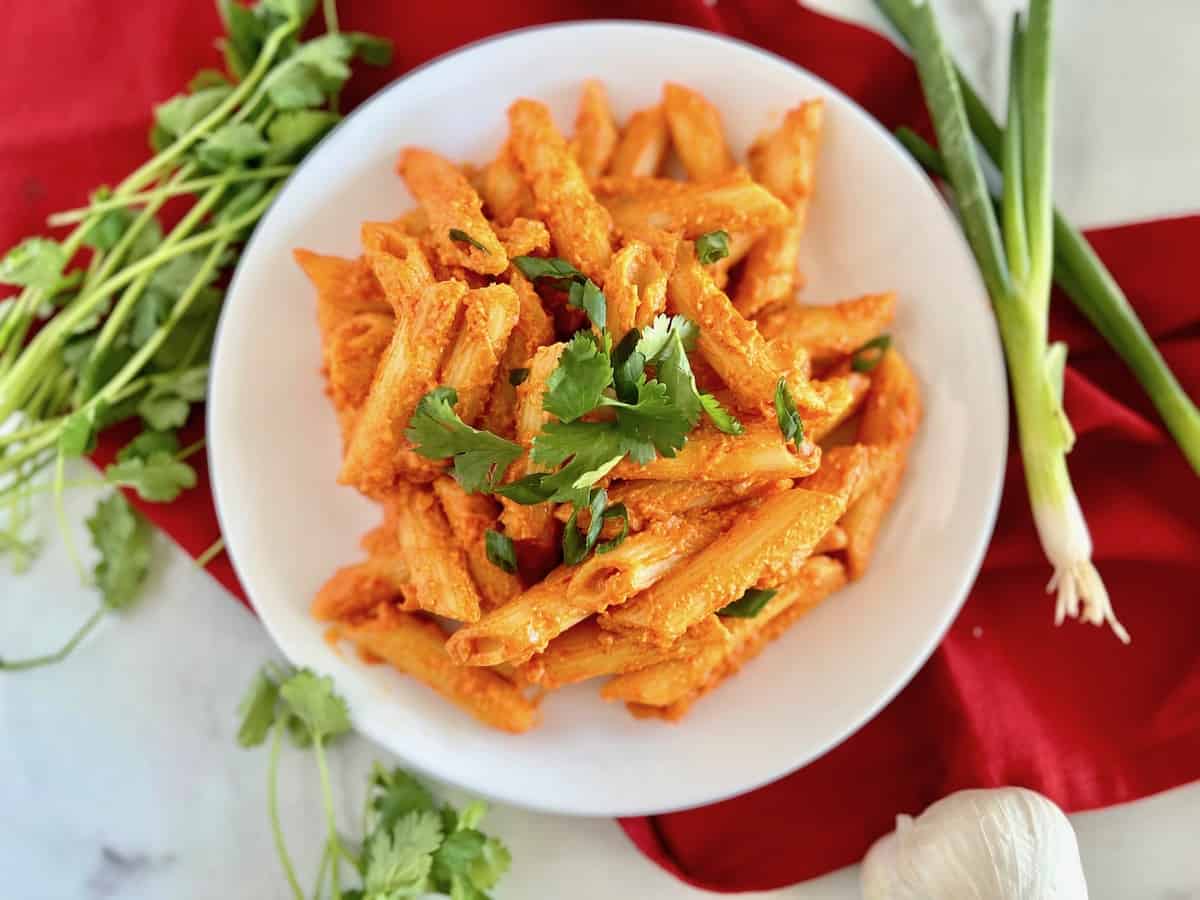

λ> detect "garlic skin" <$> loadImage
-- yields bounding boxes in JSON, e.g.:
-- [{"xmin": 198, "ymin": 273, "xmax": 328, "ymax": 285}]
[{"xmin": 861, "ymin": 787, "xmax": 1089, "ymax": 899}]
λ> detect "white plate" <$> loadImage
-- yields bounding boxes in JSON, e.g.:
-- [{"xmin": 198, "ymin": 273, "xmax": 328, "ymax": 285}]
[{"xmin": 209, "ymin": 22, "xmax": 1007, "ymax": 817}]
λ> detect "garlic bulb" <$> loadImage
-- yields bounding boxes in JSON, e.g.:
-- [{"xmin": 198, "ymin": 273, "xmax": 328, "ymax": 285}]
[{"xmin": 861, "ymin": 787, "xmax": 1088, "ymax": 899}]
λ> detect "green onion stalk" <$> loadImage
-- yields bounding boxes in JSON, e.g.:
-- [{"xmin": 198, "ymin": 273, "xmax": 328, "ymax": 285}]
[{"xmin": 893, "ymin": 0, "xmax": 1128, "ymax": 641}]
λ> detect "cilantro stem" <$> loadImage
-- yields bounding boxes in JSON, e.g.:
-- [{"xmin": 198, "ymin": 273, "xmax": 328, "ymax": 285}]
[
  {"xmin": 46, "ymin": 166, "xmax": 296, "ymax": 227},
  {"xmin": 0, "ymin": 417, "xmax": 61, "ymax": 449},
  {"xmin": 53, "ymin": 452, "xmax": 88, "ymax": 583},
  {"xmin": 1, "ymin": 476, "xmax": 109, "ymax": 510},
  {"xmin": 312, "ymin": 840, "xmax": 332, "ymax": 900},
  {"xmin": 194, "ymin": 536, "xmax": 225, "ymax": 569},
  {"xmin": 177, "ymin": 437, "xmax": 206, "ymax": 461},
  {"xmin": 324, "ymin": 0, "xmax": 340, "ymax": 33},
  {"xmin": 268, "ymin": 717, "xmax": 306, "ymax": 900},
  {"xmin": 0, "ymin": 603, "xmax": 104, "ymax": 671},
  {"xmin": 118, "ymin": 22, "xmax": 297, "ymax": 197},
  {"xmin": 312, "ymin": 735, "xmax": 344, "ymax": 899}
]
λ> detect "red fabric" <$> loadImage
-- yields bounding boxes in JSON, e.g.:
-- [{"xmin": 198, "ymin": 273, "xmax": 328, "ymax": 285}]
[{"xmin": 2, "ymin": 1, "xmax": 1198, "ymax": 892}]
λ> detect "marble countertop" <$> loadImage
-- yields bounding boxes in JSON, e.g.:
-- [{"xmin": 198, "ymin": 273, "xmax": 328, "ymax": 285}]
[{"xmin": 3, "ymin": 1, "xmax": 1199, "ymax": 898}]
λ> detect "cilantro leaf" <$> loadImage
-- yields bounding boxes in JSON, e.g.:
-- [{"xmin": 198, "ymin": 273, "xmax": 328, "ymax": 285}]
[
  {"xmin": 448, "ymin": 229, "xmax": 489, "ymax": 254},
  {"xmin": 507, "ymin": 368, "xmax": 530, "ymax": 387},
  {"xmin": 58, "ymin": 401, "xmax": 109, "ymax": 457},
  {"xmin": 117, "ymin": 430, "xmax": 180, "ymax": 462},
  {"xmin": 138, "ymin": 367, "xmax": 209, "ymax": 431},
  {"xmin": 278, "ymin": 669, "xmax": 351, "ymax": 740},
  {"xmin": 699, "ymin": 392, "xmax": 744, "ymax": 435},
  {"xmin": 406, "ymin": 388, "xmax": 524, "ymax": 493},
  {"xmin": 695, "ymin": 230, "xmax": 731, "ymax": 264},
  {"xmin": 364, "ymin": 810, "xmax": 442, "ymax": 898},
  {"xmin": 529, "ymin": 420, "xmax": 626, "ymax": 506},
  {"xmin": 774, "ymin": 377, "xmax": 803, "ymax": 445},
  {"xmin": 105, "ymin": 452, "xmax": 197, "ymax": 503},
  {"xmin": 606, "ymin": 378, "xmax": 689, "ymax": 463},
  {"xmin": 266, "ymin": 108, "xmax": 340, "ymax": 163},
  {"xmin": 154, "ymin": 85, "xmax": 234, "ymax": 143},
  {"xmin": 493, "ymin": 474, "xmax": 554, "ymax": 505},
  {"xmin": 563, "ymin": 488, "xmax": 610, "ymax": 565},
  {"xmin": 0, "ymin": 237, "xmax": 67, "ymax": 292},
  {"xmin": 610, "ymin": 327, "xmax": 646, "ymax": 404},
  {"xmin": 718, "ymin": 587, "xmax": 777, "ymax": 618},
  {"xmin": 543, "ymin": 332, "xmax": 612, "ymax": 422},
  {"xmin": 237, "ymin": 668, "xmax": 281, "ymax": 748},
  {"xmin": 196, "ymin": 122, "xmax": 270, "ymax": 171},
  {"xmin": 566, "ymin": 278, "xmax": 606, "ymax": 332},
  {"xmin": 372, "ymin": 766, "xmax": 436, "ymax": 837},
  {"xmin": 484, "ymin": 529, "xmax": 517, "ymax": 574},
  {"xmin": 86, "ymin": 494, "xmax": 153, "ymax": 611},
  {"xmin": 262, "ymin": 33, "xmax": 390, "ymax": 111},
  {"xmin": 636, "ymin": 314, "xmax": 698, "ymax": 361}
]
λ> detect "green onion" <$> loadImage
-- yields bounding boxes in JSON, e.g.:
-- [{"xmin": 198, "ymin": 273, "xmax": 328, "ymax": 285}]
[
  {"xmin": 877, "ymin": 0, "xmax": 1200, "ymax": 477},
  {"xmin": 851, "ymin": 335, "xmax": 892, "ymax": 372},
  {"xmin": 896, "ymin": 0, "xmax": 1127, "ymax": 641},
  {"xmin": 718, "ymin": 587, "xmax": 776, "ymax": 619},
  {"xmin": 484, "ymin": 528, "xmax": 518, "ymax": 573}
]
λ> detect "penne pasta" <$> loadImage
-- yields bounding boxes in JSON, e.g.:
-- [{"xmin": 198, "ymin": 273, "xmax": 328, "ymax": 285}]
[
  {"xmin": 340, "ymin": 280, "xmax": 466, "ymax": 495},
  {"xmin": 624, "ymin": 555, "xmax": 847, "ymax": 718},
  {"xmin": 570, "ymin": 79, "xmax": 619, "ymax": 182},
  {"xmin": 603, "ymin": 240, "xmax": 670, "ymax": 340},
  {"xmin": 601, "ymin": 488, "xmax": 843, "ymax": 643},
  {"xmin": 667, "ymin": 240, "xmax": 785, "ymax": 410},
  {"xmin": 508, "ymin": 99, "xmax": 613, "ymax": 281},
  {"xmin": 841, "ymin": 446, "xmax": 905, "ymax": 580},
  {"xmin": 293, "ymin": 250, "xmax": 389, "ymax": 343},
  {"xmin": 446, "ymin": 513, "xmax": 728, "ymax": 666},
  {"xmin": 339, "ymin": 610, "xmax": 538, "ymax": 733},
  {"xmin": 600, "ymin": 616, "xmax": 733, "ymax": 706},
  {"xmin": 609, "ymin": 104, "xmax": 669, "ymax": 178},
  {"xmin": 707, "ymin": 228, "xmax": 757, "ymax": 290},
  {"xmin": 858, "ymin": 348, "xmax": 922, "ymax": 446},
  {"xmin": 324, "ymin": 311, "xmax": 392, "ymax": 449},
  {"xmin": 803, "ymin": 372, "xmax": 871, "ymax": 444},
  {"xmin": 798, "ymin": 443, "xmax": 873, "ymax": 506},
  {"xmin": 438, "ymin": 283, "xmax": 520, "ymax": 426},
  {"xmin": 560, "ymin": 478, "xmax": 793, "ymax": 530},
  {"xmin": 312, "ymin": 518, "xmax": 414, "ymax": 622},
  {"xmin": 813, "ymin": 523, "xmax": 848, "ymax": 554},
  {"xmin": 386, "ymin": 482, "xmax": 483, "ymax": 622},
  {"xmin": 662, "ymin": 82, "xmax": 734, "ymax": 181},
  {"xmin": 398, "ymin": 147, "xmax": 508, "ymax": 275},
  {"xmin": 595, "ymin": 170, "xmax": 790, "ymax": 239},
  {"xmin": 754, "ymin": 292, "xmax": 897, "ymax": 366},
  {"xmin": 609, "ymin": 422, "xmax": 821, "ymax": 482},
  {"xmin": 517, "ymin": 615, "xmax": 728, "ymax": 690},
  {"xmin": 477, "ymin": 140, "xmax": 535, "ymax": 226},
  {"xmin": 736, "ymin": 99, "xmax": 825, "ymax": 317},
  {"xmin": 495, "ymin": 216, "xmax": 551, "ymax": 259},
  {"xmin": 360, "ymin": 220, "xmax": 435, "ymax": 314},
  {"xmin": 432, "ymin": 477, "xmax": 522, "ymax": 611},
  {"xmin": 480, "ymin": 270, "xmax": 556, "ymax": 438}
]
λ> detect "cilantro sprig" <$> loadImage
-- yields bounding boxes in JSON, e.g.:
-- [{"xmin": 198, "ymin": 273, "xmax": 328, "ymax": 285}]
[
  {"xmin": 405, "ymin": 387, "xmax": 523, "ymax": 492},
  {"xmin": 237, "ymin": 664, "xmax": 511, "ymax": 900},
  {"xmin": 512, "ymin": 255, "xmax": 607, "ymax": 332},
  {"xmin": 0, "ymin": 0, "xmax": 391, "ymax": 666}
]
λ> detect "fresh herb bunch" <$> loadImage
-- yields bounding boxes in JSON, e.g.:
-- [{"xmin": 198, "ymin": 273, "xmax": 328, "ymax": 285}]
[
  {"xmin": 0, "ymin": 0, "xmax": 391, "ymax": 667},
  {"xmin": 406, "ymin": 247, "xmax": 748, "ymax": 567},
  {"xmin": 877, "ymin": 0, "xmax": 1144, "ymax": 640},
  {"xmin": 238, "ymin": 664, "xmax": 511, "ymax": 900}
]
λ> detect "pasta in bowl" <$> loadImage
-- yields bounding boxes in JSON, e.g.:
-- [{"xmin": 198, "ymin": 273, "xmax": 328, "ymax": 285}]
[
  {"xmin": 208, "ymin": 22, "xmax": 1005, "ymax": 815},
  {"xmin": 297, "ymin": 80, "xmax": 921, "ymax": 733}
]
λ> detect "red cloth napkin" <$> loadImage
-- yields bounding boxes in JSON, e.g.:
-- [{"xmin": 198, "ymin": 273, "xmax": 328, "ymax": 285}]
[{"xmin": 3, "ymin": 1, "xmax": 1198, "ymax": 892}]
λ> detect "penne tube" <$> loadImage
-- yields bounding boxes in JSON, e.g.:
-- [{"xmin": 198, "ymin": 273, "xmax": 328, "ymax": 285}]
[
  {"xmin": 841, "ymin": 446, "xmax": 905, "ymax": 580},
  {"xmin": 312, "ymin": 518, "xmax": 414, "ymax": 622},
  {"xmin": 601, "ymin": 488, "xmax": 843, "ymax": 643},
  {"xmin": 398, "ymin": 147, "xmax": 508, "ymax": 276},
  {"xmin": 603, "ymin": 240, "xmax": 669, "ymax": 340},
  {"xmin": 667, "ymin": 240, "xmax": 785, "ymax": 410},
  {"xmin": 662, "ymin": 82, "xmax": 734, "ymax": 181},
  {"xmin": 594, "ymin": 170, "xmax": 790, "ymax": 239},
  {"xmin": 517, "ymin": 616, "xmax": 728, "ymax": 690},
  {"xmin": 480, "ymin": 271, "xmax": 556, "ymax": 438},
  {"xmin": 499, "ymin": 343, "xmax": 565, "ymax": 544},
  {"xmin": 438, "ymin": 284, "xmax": 520, "ymax": 426},
  {"xmin": 625, "ymin": 555, "xmax": 847, "ymax": 718},
  {"xmin": 798, "ymin": 444, "xmax": 873, "ymax": 506},
  {"xmin": 360, "ymin": 221, "xmax": 434, "ymax": 314},
  {"xmin": 570, "ymin": 79, "xmax": 619, "ymax": 182},
  {"xmin": 508, "ymin": 99, "xmax": 613, "ymax": 282},
  {"xmin": 803, "ymin": 372, "xmax": 871, "ymax": 444},
  {"xmin": 736, "ymin": 100, "xmax": 825, "ymax": 316},
  {"xmin": 325, "ymin": 311, "xmax": 392, "ymax": 450},
  {"xmin": 813, "ymin": 523, "xmax": 848, "ymax": 554},
  {"xmin": 293, "ymin": 250, "xmax": 389, "ymax": 344},
  {"xmin": 609, "ymin": 422, "xmax": 821, "ymax": 482},
  {"xmin": 858, "ymin": 348, "xmax": 922, "ymax": 446},
  {"xmin": 477, "ymin": 140, "xmax": 535, "ymax": 226},
  {"xmin": 338, "ymin": 611, "xmax": 538, "ymax": 733},
  {"xmin": 609, "ymin": 104, "xmax": 669, "ymax": 178},
  {"xmin": 495, "ymin": 217, "xmax": 551, "ymax": 259},
  {"xmin": 446, "ymin": 513, "xmax": 728, "ymax": 666},
  {"xmin": 340, "ymin": 280, "xmax": 466, "ymax": 495},
  {"xmin": 386, "ymin": 482, "xmax": 483, "ymax": 623},
  {"xmin": 559, "ymin": 478, "xmax": 793, "ymax": 530},
  {"xmin": 754, "ymin": 292, "xmax": 897, "ymax": 366},
  {"xmin": 432, "ymin": 477, "xmax": 522, "ymax": 611},
  {"xmin": 600, "ymin": 616, "xmax": 733, "ymax": 706}
]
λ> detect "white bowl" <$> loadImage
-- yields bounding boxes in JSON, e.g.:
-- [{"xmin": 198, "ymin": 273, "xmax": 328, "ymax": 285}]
[{"xmin": 208, "ymin": 21, "xmax": 1007, "ymax": 817}]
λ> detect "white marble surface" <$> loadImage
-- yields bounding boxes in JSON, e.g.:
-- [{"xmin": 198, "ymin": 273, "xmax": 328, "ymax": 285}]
[{"xmin": 3, "ymin": 2, "xmax": 1199, "ymax": 898}]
